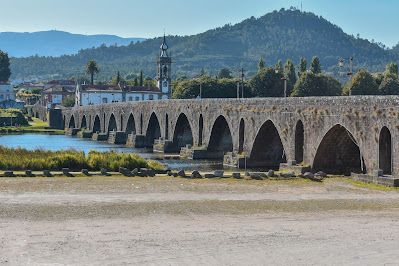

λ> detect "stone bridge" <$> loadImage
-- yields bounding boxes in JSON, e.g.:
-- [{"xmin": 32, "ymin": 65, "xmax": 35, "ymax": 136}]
[{"xmin": 39, "ymin": 96, "xmax": 399, "ymax": 176}]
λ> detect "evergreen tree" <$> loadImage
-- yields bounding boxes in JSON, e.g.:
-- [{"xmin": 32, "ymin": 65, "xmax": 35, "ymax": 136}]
[
  {"xmin": 218, "ymin": 68, "xmax": 231, "ymax": 79},
  {"xmin": 386, "ymin": 62, "xmax": 398, "ymax": 78},
  {"xmin": 275, "ymin": 60, "xmax": 283, "ymax": 74},
  {"xmin": 309, "ymin": 56, "xmax": 321, "ymax": 74},
  {"xmin": 133, "ymin": 77, "xmax": 138, "ymax": 86},
  {"xmin": 0, "ymin": 50, "xmax": 11, "ymax": 82},
  {"xmin": 379, "ymin": 75, "xmax": 399, "ymax": 95},
  {"xmin": 291, "ymin": 72, "xmax": 341, "ymax": 97},
  {"xmin": 298, "ymin": 57, "xmax": 307, "ymax": 77},
  {"xmin": 200, "ymin": 67, "xmax": 206, "ymax": 76},
  {"xmin": 139, "ymin": 70, "xmax": 143, "ymax": 86},
  {"xmin": 258, "ymin": 57, "xmax": 265, "ymax": 70},
  {"xmin": 285, "ymin": 59, "xmax": 296, "ymax": 95}
]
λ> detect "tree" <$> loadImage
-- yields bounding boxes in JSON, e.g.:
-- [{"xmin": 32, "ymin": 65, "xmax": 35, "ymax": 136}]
[
  {"xmin": 298, "ymin": 57, "xmax": 307, "ymax": 77},
  {"xmin": 125, "ymin": 72, "xmax": 137, "ymax": 80},
  {"xmin": 61, "ymin": 96, "xmax": 75, "ymax": 107},
  {"xmin": 258, "ymin": 57, "xmax": 265, "ymax": 70},
  {"xmin": 386, "ymin": 62, "xmax": 398, "ymax": 78},
  {"xmin": 0, "ymin": 50, "xmax": 11, "ymax": 82},
  {"xmin": 374, "ymin": 72, "xmax": 385, "ymax": 86},
  {"xmin": 85, "ymin": 60, "xmax": 100, "ymax": 85},
  {"xmin": 309, "ymin": 56, "xmax": 321, "ymax": 74},
  {"xmin": 342, "ymin": 70, "xmax": 379, "ymax": 95},
  {"xmin": 218, "ymin": 68, "xmax": 231, "ymax": 79},
  {"xmin": 132, "ymin": 77, "xmax": 138, "ymax": 86},
  {"xmin": 285, "ymin": 59, "xmax": 296, "ymax": 95},
  {"xmin": 139, "ymin": 70, "xmax": 143, "ymax": 86},
  {"xmin": 275, "ymin": 60, "xmax": 283, "ymax": 75},
  {"xmin": 291, "ymin": 72, "xmax": 341, "ymax": 97},
  {"xmin": 110, "ymin": 71, "xmax": 126, "ymax": 85},
  {"xmin": 249, "ymin": 67, "xmax": 283, "ymax": 97},
  {"xmin": 379, "ymin": 74, "xmax": 399, "ymax": 95}
]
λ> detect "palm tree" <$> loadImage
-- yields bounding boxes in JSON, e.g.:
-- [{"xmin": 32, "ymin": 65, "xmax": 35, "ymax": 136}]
[{"xmin": 85, "ymin": 60, "xmax": 100, "ymax": 85}]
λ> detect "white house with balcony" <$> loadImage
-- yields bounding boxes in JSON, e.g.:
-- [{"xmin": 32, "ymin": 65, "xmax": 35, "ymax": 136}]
[{"xmin": 0, "ymin": 83, "xmax": 15, "ymax": 102}]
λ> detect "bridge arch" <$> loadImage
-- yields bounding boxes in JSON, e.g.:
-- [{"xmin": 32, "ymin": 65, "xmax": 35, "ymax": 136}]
[
  {"xmin": 313, "ymin": 124, "xmax": 366, "ymax": 175},
  {"xmin": 125, "ymin": 113, "xmax": 136, "ymax": 135},
  {"xmin": 198, "ymin": 114, "xmax": 204, "ymax": 146},
  {"xmin": 248, "ymin": 119, "xmax": 287, "ymax": 169},
  {"xmin": 379, "ymin": 126, "xmax": 392, "ymax": 175},
  {"xmin": 68, "ymin": 115, "xmax": 76, "ymax": 128},
  {"xmin": 93, "ymin": 115, "xmax": 101, "ymax": 133},
  {"xmin": 145, "ymin": 112, "xmax": 161, "ymax": 142},
  {"xmin": 81, "ymin": 115, "xmax": 87, "ymax": 129},
  {"xmin": 238, "ymin": 118, "xmax": 245, "ymax": 154},
  {"xmin": 172, "ymin": 113, "xmax": 194, "ymax": 150},
  {"xmin": 295, "ymin": 120, "xmax": 304, "ymax": 163},
  {"xmin": 107, "ymin": 113, "xmax": 117, "ymax": 132},
  {"xmin": 207, "ymin": 115, "xmax": 233, "ymax": 157}
]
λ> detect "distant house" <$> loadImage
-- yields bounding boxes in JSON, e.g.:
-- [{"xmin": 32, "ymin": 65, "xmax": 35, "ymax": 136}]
[
  {"xmin": 75, "ymin": 84, "xmax": 164, "ymax": 106},
  {"xmin": 44, "ymin": 80, "xmax": 76, "ymax": 90},
  {"xmin": 41, "ymin": 85, "xmax": 74, "ymax": 108},
  {"xmin": 18, "ymin": 82, "xmax": 45, "ymax": 91},
  {"xmin": 0, "ymin": 83, "xmax": 15, "ymax": 103}
]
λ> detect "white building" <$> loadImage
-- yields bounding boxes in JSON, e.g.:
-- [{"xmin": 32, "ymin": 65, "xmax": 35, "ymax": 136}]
[
  {"xmin": 75, "ymin": 36, "xmax": 172, "ymax": 107},
  {"xmin": 0, "ymin": 83, "xmax": 15, "ymax": 102},
  {"xmin": 76, "ymin": 84, "xmax": 164, "ymax": 106}
]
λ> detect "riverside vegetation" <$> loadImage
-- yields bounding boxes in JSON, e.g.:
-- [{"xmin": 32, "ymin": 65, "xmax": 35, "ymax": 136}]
[{"xmin": 0, "ymin": 146, "xmax": 164, "ymax": 171}]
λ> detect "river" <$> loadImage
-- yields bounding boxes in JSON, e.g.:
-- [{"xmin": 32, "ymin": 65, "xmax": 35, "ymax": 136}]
[{"xmin": 0, "ymin": 134, "xmax": 236, "ymax": 171}]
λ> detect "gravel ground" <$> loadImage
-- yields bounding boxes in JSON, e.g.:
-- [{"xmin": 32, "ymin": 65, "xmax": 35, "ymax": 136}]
[{"xmin": 0, "ymin": 176, "xmax": 398, "ymax": 265}]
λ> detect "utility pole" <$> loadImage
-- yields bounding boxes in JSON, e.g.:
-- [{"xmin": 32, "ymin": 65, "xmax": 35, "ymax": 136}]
[
  {"xmin": 339, "ymin": 56, "xmax": 354, "ymax": 96},
  {"xmin": 236, "ymin": 70, "xmax": 240, "ymax": 99}
]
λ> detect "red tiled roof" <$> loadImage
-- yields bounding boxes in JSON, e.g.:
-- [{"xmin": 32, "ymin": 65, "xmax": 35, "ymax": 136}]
[
  {"xmin": 45, "ymin": 80, "xmax": 76, "ymax": 85},
  {"xmin": 81, "ymin": 85, "xmax": 161, "ymax": 93}
]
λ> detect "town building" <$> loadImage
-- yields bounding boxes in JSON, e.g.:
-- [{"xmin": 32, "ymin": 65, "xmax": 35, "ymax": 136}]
[
  {"xmin": 44, "ymin": 80, "xmax": 76, "ymax": 90},
  {"xmin": 75, "ymin": 35, "xmax": 172, "ymax": 107},
  {"xmin": 18, "ymin": 82, "xmax": 45, "ymax": 91},
  {"xmin": 0, "ymin": 83, "xmax": 15, "ymax": 103},
  {"xmin": 41, "ymin": 85, "xmax": 74, "ymax": 108}
]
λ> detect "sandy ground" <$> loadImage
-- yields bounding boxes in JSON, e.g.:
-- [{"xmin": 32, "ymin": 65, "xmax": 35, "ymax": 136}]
[{"xmin": 0, "ymin": 176, "xmax": 399, "ymax": 265}]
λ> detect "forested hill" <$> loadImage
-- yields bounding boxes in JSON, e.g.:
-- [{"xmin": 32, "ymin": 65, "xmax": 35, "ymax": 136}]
[
  {"xmin": 1, "ymin": 30, "xmax": 145, "ymax": 57},
  {"xmin": 9, "ymin": 8, "xmax": 397, "ymax": 80}
]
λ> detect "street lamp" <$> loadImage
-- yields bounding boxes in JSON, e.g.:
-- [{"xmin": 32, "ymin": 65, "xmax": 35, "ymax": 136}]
[
  {"xmin": 238, "ymin": 68, "xmax": 245, "ymax": 98},
  {"xmin": 275, "ymin": 66, "xmax": 289, "ymax": 97},
  {"xmin": 339, "ymin": 57, "xmax": 354, "ymax": 96}
]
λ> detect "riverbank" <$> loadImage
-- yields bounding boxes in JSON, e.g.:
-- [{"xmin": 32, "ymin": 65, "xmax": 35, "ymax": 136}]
[
  {"xmin": 0, "ymin": 176, "xmax": 398, "ymax": 264},
  {"xmin": 0, "ymin": 117, "xmax": 64, "ymax": 134}
]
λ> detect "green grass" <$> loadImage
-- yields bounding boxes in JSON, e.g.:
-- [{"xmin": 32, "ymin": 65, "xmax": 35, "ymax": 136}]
[
  {"xmin": 0, "ymin": 146, "xmax": 164, "ymax": 171},
  {"xmin": 0, "ymin": 117, "xmax": 64, "ymax": 134},
  {"xmin": 349, "ymin": 179, "xmax": 399, "ymax": 191}
]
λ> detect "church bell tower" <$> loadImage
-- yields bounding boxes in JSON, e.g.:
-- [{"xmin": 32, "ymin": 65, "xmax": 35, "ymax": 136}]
[{"xmin": 156, "ymin": 35, "xmax": 172, "ymax": 98}]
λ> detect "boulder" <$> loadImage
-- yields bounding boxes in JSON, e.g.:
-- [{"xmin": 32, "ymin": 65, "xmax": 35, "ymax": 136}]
[
  {"xmin": 25, "ymin": 170, "xmax": 33, "ymax": 177},
  {"xmin": 267, "ymin": 170, "xmax": 275, "ymax": 177},
  {"xmin": 259, "ymin": 173, "xmax": 268, "ymax": 178},
  {"xmin": 62, "ymin": 168, "xmax": 70, "ymax": 175},
  {"xmin": 232, "ymin": 173, "xmax": 241, "ymax": 179},
  {"xmin": 204, "ymin": 174, "xmax": 215, "ymax": 178},
  {"xmin": 245, "ymin": 172, "xmax": 250, "ymax": 177},
  {"xmin": 100, "ymin": 168, "xmax": 107, "ymax": 175},
  {"xmin": 250, "ymin": 173, "xmax": 263, "ymax": 180},
  {"xmin": 315, "ymin": 171, "xmax": 327, "ymax": 178},
  {"xmin": 147, "ymin": 169, "xmax": 156, "ymax": 177},
  {"xmin": 173, "ymin": 173, "xmax": 178, "ymax": 177},
  {"xmin": 214, "ymin": 171, "xmax": 224, "ymax": 177},
  {"xmin": 81, "ymin": 169, "xmax": 89, "ymax": 175},
  {"xmin": 167, "ymin": 170, "xmax": 173, "ymax": 176},
  {"xmin": 43, "ymin": 170, "xmax": 52, "ymax": 177},
  {"xmin": 191, "ymin": 171, "xmax": 202, "ymax": 179},
  {"xmin": 304, "ymin": 172, "xmax": 314, "ymax": 179},
  {"xmin": 177, "ymin": 170, "xmax": 186, "ymax": 178},
  {"xmin": 3, "ymin": 171, "xmax": 14, "ymax": 177},
  {"xmin": 282, "ymin": 171, "xmax": 296, "ymax": 178},
  {"xmin": 140, "ymin": 168, "xmax": 148, "ymax": 177},
  {"xmin": 132, "ymin": 168, "xmax": 139, "ymax": 176}
]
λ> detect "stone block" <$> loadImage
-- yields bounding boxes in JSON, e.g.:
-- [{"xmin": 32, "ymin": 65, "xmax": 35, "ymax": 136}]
[
  {"xmin": 204, "ymin": 174, "xmax": 215, "ymax": 178},
  {"xmin": 62, "ymin": 168, "xmax": 70, "ymax": 175},
  {"xmin": 3, "ymin": 171, "xmax": 14, "ymax": 177},
  {"xmin": 177, "ymin": 170, "xmax": 186, "ymax": 178},
  {"xmin": 132, "ymin": 168, "xmax": 139, "ymax": 176},
  {"xmin": 214, "ymin": 171, "xmax": 224, "ymax": 177},
  {"xmin": 373, "ymin": 169, "xmax": 383, "ymax": 177},
  {"xmin": 43, "ymin": 170, "xmax": 52, "ymax": 177},
  {"xmin": 287, "ymin": 160, "xmax": 297, "ymax": 166},
  {"xmin": 191, "ymin": 171, "xmax": 202, "ymax": 179},
  {"xmin": 250, "ymin": 173, "xmax": 263, "ymax": 180},
  {"xmin": 268, "ymin": 170, "xmax": 275, "ymax": 177},
  {"xmin": 25, "ymin": 170, "xmax": 33, "ymax": 177},
  {"xmin": 232, "ymin": 173, "xmax": 241, "ymax": 179},
  {"xmin": 100, "ymin": 168, "xmax": 107, "ymax": 175},
  {"xmin": 81, "ymin": 169, "xmax": 89, "ymax": 175}
]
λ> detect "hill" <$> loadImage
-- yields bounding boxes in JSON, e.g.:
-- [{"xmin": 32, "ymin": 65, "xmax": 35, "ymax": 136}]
[
  {"xmin": 1, "ymin": 30, "xmax": 145, "ymax": 57},
  {"xmin": 8, "ymin": 8, "xmax": 398, "ymax": 80}
]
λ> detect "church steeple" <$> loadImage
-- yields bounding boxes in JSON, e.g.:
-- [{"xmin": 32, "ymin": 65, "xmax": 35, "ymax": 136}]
[{"xmin": 156, "ymin": 34, "xmax": 172, "ymax": 98}]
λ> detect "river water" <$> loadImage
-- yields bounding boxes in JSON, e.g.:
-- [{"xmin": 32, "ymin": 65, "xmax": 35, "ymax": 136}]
[{"xmin": 0, "ymin": 134, "xmax": 236, "ymax": 171}]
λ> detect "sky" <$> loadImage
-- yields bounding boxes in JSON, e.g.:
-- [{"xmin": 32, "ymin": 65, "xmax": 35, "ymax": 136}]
[{"xmin": 1, "ymin": 0, "xmax": 398, "ymax": 47}]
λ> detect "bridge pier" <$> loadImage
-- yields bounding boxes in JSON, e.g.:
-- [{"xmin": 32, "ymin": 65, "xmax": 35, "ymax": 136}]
[
  {"xmin": 108, "ymin": 131, "xmax": 126, "ymax": 144},
  {"xmin": 92, "ymin": 132, "xmax": 108, "ymax": 141}
]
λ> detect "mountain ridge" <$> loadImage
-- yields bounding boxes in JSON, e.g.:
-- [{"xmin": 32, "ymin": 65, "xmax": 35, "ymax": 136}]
[
  {"xmin": 0, "ymin": 30, "xmax": 145, "ymax": 57},
  {"xmin": 8, "ymin": 8, "xmax": 399, "ymax": 80}
]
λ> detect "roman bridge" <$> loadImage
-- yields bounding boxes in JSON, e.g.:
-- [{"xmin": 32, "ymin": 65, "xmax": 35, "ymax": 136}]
[{"xmin": 39, "ymin": 96, "xmax": 399, "ymax": 176}]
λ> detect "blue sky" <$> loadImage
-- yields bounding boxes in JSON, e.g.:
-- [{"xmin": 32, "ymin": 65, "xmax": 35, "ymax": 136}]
[{"xmin": 1, "ymin": 0, "xmax": 398, "ymax": 47}]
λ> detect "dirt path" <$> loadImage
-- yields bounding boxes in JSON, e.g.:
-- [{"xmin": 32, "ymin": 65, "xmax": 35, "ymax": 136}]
[{"xmin": 0, "ymin": 176, "xmax": 398, "ymax": 265}]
